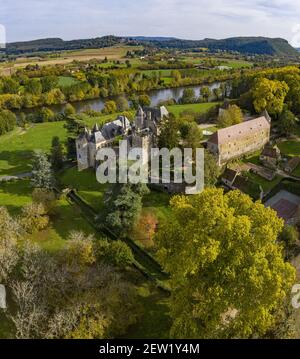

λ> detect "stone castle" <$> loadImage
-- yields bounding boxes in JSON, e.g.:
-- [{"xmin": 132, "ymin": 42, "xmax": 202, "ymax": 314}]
[{"xmin": 76, "ymin": 106, "xmax": 169, "ymax": 171}]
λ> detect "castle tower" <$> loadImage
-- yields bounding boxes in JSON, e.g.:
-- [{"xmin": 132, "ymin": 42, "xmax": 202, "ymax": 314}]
[{"xmin": 135, "ymin": 106, "xmax": 145, "ymax": 131}]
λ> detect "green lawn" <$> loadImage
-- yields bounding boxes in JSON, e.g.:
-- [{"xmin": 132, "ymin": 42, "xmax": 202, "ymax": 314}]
[
  {"xmin": 167, "ymin": 102, "xmax": 219, "ymax": 117},
  {"xmin": 0, "ymin": 179, "xmax": 32, "ymax": 214},
  {"xmin": 142, "ymin": 189, "xmax": 172, "ymax": 223},
  {"xmin": 0, "ymin": 179, "xmax": 99, "ymax": 252},
  {"xmin": 0, "ymin": 123, "xmax": 67, "ymax": 176},
  {"xmin": 246, "ymin": 172, "xmax": 283, "ymax": 193},
  {"xmin": 0, "ymin": 112, "xmax": 134, "ymax": 177},
  {"xmin": 278, "ymin": 140, "xmax": 300, "ymax": 157},
  {"xmin": 57, "ymin": 76, "xmax": 79, "ymax": 87},
  {"xmin": 59, "ymin": 167, "xmax": 110, "ymax": 212}
]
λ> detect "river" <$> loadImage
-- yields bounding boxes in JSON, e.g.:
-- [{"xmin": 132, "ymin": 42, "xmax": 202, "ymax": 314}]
[{"xmin": 43, "ymin": 82, "xmax": 224, "ymax": 115}]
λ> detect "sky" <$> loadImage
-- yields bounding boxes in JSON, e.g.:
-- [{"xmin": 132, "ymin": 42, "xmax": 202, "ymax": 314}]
[{"xmin": 1, "ymin": 0, "xmax": 300, "ymax": 46}]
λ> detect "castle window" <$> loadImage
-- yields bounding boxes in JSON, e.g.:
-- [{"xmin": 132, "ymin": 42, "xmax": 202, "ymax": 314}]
[{"xmin": 78, "ymin": 144, "xmax": 80, "ymax": 149}]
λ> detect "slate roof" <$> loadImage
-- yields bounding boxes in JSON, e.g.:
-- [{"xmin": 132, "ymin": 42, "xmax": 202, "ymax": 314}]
[{"xmin": 222, "ymin": 168, "xmax": 238, "ymax": 182}]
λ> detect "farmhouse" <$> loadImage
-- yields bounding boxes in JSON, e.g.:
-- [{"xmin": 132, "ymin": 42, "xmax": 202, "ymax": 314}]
[
  {"xmin": 76, "ymin": 106, "xmax": 169, "ymax": 171},
  {"xmin": 207, "ymin": 112, "xmax": 271, "ymax": 166}
]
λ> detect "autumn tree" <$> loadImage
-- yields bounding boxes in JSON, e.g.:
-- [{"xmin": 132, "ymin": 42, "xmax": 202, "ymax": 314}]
[
  {"xmin": 252, "ymin": 78, "xmax": 289, "ymax": 116},
  {"xmin": 156, "ymin": 188, "xmax": 295, "ymax": 339},
  {"xmin": 0, "ymin": 207, "xmax": 20, "ymax": 282},
  {"xmin": 218, "ymin": 105, "xmax": 243, "ymax": 128}
]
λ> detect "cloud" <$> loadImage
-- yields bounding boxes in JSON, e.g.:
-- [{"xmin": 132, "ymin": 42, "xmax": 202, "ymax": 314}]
[{"xmin": 0, "ymin": 0, "xmax": 300, "ymax": 44}]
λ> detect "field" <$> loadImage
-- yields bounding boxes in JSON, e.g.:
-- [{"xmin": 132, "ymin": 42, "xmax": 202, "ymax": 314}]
[
  {"xmin": 58, "ymin": 76, "xmax": 79, "ymax": 87},
  {"xmin": 167, "ymin": 102, "xmax": 219, "ymax": 117},
  {"xmin": 278, "ymin": 140, "xmax": 300, "ymax": 157},
  {"xmin": 0, "ymin": 46, "xmax": 143, "ymax": 75}
]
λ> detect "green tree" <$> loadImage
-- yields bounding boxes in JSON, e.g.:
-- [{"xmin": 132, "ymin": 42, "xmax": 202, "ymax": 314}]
[
  {"xmin": 158, "ymin": 113, "xmax": 180, "ymax": 149},
  {"xmin": 106, "ymin": 183, "xmax": 149, "ymax": 234},
  {"xmin": 218, "ymin": 105, "xmax": 243, "ymax": 128},
  {"xmin": 204, "ymin": 150, "xmax": 220, "ymax": 187},
  {"xmin": 252, "ymin": 78, "xmax": 289, "ymax": 116},
  {"xmin": 138, "ymin": 94, "xmax": 151, "ymax": 107},
  {"xmin": 41, "ymin": 76, "xmax": 58, "ymax": 93},
  {"xmin": 31, "ymin": 151, "xmax": 54, "ymax": 190},
  {"xmin": 116, "ymin": 96, "xmax": 129, "ymax": 112},
  {"xmin": 156, "ymin": 188, "xmax": 295, "ymax": 339},
  {"xmin": 50, "ymin": 136, "xmax": 64, "ymax": 171},
  {"xmin": 64, "ymin": 103, "xmax": 76, "ymax": 117},
  {"xmin": 103, "ymin": 100, "xmax": 117, "ymax": 114},
  {"xmin": 25, "ymin": 78, "xmax": 42, "ymax": 96},
  {"xmin": 180, "ymin": 88, "xmax": 196, "ymax": 104},
  {"xmin": 200, "ymin": 86, "xmax": 211, "ymax": 102},
  {"xmin": 278, "ymin": 108, "xmax": 297, "ymax": 136}
]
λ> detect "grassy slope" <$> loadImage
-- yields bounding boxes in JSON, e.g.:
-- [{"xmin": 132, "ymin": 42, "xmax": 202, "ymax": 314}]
[{"xmin": 167, "ymin": 102, "xmax": 219, "ymax": 117}]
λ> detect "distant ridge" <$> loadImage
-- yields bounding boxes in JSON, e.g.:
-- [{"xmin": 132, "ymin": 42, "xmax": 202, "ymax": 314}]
[{"xmin": 1, "ymin": 35, "xmax": 298, "ymax": 57}]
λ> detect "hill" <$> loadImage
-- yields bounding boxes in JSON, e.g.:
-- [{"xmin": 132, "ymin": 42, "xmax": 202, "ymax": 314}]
[
  {"xmin": 134, "ymin": 36, "xmax": 298, "ymax": 56},
  {"xmin": 1, "ymin": 35, "xmax": 298, "ymax": 57}
]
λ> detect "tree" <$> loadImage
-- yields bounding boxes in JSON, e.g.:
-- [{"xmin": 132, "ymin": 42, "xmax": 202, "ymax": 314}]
[
  {"xmin": 213, "ymin": 87, "xmax": 223, "ymax": 101},
  {"xmin": 116, "ymin": 96, "xmax": 129, "ymax": 112},
  {"xmin": 65, "ymin": 231, "xmax": 96, "ymax": 270},
  {"xmin": 20, "ymin": 203, "xmax": 49, "ymax": 234},
  {"xmin": 182, "ymin": 122, "xmax": 203, "ymax": 151},
  {"xmin": 50, "ymin": 136, "xmax": 64, "ymax": 171},
  {"xmin": 156, "ymin": 188, "xmax": 295, "ymax": 338},
  {"xmin": 252, "ymin": 78, "xmax": 289, "ymax": 116},
  {"xmin": 180, "ymin": 88, "xmax": 196, "ymax": 104},
  {"xmin": 31, "ymin": 151, "xmax": 54, "ymax": 190},
  {"xmin": 64, "ymin": 103, "xmax": 76, "ymax": 117},
  {"xmin": 36, "ymin": 107, "xmax": 55, "ymax": 123},
  {"xmin": 171, "ymin": 70, "xmax": 181, "ymax": 83},
  {"xmin": 103, "ymin": 100, "xmax": 117, "ymax": 114},
  {"xmin": 204, "ymin": 150, "xmax": 220, "ymax": 187},
  {"xmin": 32, "ymin": 188, "xmax": 57, "ymax": 215},
  {"xmin": 138, "ymin": 94, "xmax": 151, "ymax": 107},
  {"xmin": 218, "ymin": 105, "xmax": 243, "ymax": 128},
  {"xmin": 200, "ymin": 86, "xmax": 211, "ymax": 102},
  {"xmin": 278, "ymin": 108, "xmax": 297, "ymax": 136},
  {"xmin": 279, "ymin": 225, "xmax": 298, "ymax": 256},
  {"xmin": 25, "ymin": 78, "xmax": 42, "ymax": 96},
  {"xmin": 0, "ymin": 207, "xmax": 19, "ymax": 282},
  {"xmin": 105, "ymin": 241, "xmax": 134, "ymax": 268},
  {"xmin": 41, "ymin": 76, "xmax": 58, "ymax": 93},
  {"xmin": 158, "ymin": 113, "xmax": 180, "ymax": 149},
  {"xmin": 106, "ymin": 183, "xmax": 149, "ymax": 234}
]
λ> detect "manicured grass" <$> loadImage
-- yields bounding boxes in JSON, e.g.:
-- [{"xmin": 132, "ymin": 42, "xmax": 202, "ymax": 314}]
[
  {"xmin": 58, "ymin": 76, "xmax": 79, "ymax": 87},
  {"xmin": 246, "ymin": 172, "xmax": 283, "ymax": 193},
  {"xmin": 0, "ymin": 179, "xmax": 99, "ymax": 252},
  {"xmin": 0, "ymin": 112, "xmax": 134, "ymax": 177},
  {"xmin": 0, "ymin": 123, "xmax": 67, "ymax": 176},
  {"xmin": 29, "ymin": 197, "xmax": 100, "ymax": 252},
  {"xmin": 0, "ymin": 179, "xmax": 32, "ymax": 214},
  {"xmin": 142, "ymin": 190, "xmax": 172, "ymax": 222},
  {"xmin": 125, "ymin": 283, "xmax": 171, "ymax": 339},
  {"xmin": 278, "ymin": 141, "xmax": 300, "ymax": 157},
  {"xmin": 167, "ymin": 102, "xmax": 219, "ymax": 117},
  {"xmin": 59, "ymin": 167, "xmax": 110, "ymax": 212}
]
